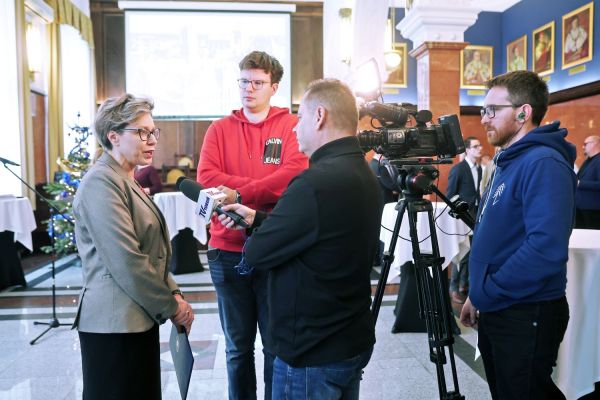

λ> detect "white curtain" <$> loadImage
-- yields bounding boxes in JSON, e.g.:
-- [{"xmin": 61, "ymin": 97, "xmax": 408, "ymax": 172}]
[
  {"xmin": 0, "ymin": 0, "xmax": 23, "ymax": 195},
  {"xmin": 60, "ymin": 24, "xmax": 94, "ymax": 156}
]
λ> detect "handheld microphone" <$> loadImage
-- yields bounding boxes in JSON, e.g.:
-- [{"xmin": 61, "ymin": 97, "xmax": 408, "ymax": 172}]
[
  {"xmin": 176, "ymin": 177, "xmax": 250, "ymax": 228},
  {"xmin": 0, "ymin": 156, "xmax": 20, "ymax": 167}
]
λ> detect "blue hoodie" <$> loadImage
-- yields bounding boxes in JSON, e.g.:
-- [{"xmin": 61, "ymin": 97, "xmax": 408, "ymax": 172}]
[{"xmin": 469, "ymin": 121, "xmax": 577, "ymax": 313}]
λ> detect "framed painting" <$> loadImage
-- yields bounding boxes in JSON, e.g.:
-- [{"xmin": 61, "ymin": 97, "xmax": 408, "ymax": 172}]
[
  {"xmin": 562, "ymin": 2, "xmax": 594, "ymax": 69},
  {"xmin": 507, "ymin": 35, "xmax": 527, "ymax": 72},
  {"xmin": 384, "ymin": 42, "xmax": 408, "ymax": 88},
  {"xmin": 532, "ymin": 21, "xmax": 555, "ymax": 76},
  {"xmin": 460, "ymin": 45, "xmax": 493, "ymax": 89}
]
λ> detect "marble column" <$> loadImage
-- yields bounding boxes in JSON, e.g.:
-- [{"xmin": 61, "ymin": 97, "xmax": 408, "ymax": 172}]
[{"xmin": 410, "ymin": 41, "xmax": 467, "ymax": 118}]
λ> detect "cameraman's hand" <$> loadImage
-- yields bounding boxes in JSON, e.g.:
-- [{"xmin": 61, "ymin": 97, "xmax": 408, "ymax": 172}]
[{"xmin": 218, "ymin": 203, "xmax": 256, "ymax": 230}]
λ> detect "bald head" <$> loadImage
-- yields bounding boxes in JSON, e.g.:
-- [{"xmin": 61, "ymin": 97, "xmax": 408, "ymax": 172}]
[{"xmin": 584, "ymin": 135, "xmax": 600, "ymax": 158}]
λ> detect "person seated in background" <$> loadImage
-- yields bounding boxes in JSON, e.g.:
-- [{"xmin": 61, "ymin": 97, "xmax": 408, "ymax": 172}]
[
  {"xmin": 134, "ymin": 164, "xmax": 162, "ymax": 195},
  {"xmin": 575, "ymin": 135, "xmax": 600, "ymax": 229}
]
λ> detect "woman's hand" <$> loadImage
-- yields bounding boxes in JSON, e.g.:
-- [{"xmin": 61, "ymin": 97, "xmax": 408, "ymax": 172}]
[
  {"xmin": 171, "ymin": 294, "xmax": 194, "ymax": 334},
  {"xmin": 217, "ymin": 203, "xmax": 256, "ymax": 230}
]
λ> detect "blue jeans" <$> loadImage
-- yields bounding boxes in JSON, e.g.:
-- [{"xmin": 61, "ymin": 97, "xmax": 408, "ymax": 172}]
[
  {"xmin": 208, "ymin": 248, "xmax": 274, "ymax": 400},
  {"xmin": 272, "ymin": 347, "xmax": 373, "ymax": 400}
]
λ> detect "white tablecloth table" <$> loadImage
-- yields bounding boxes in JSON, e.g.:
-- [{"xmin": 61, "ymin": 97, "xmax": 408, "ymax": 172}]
[
  {"xmin": 0, "ymin": 196, "xmax": 37, "ymax": 251},
  {"xmin": 153, "ymin": 192, "xmax": 207, "ymax": 245},
  {"xmin": 553, "ymin": 229, "xmax": 600, "ymax": 399},
  {"xmin": 379, "ymin": 201, "xmax": 472, "ymax": 282},
  {"xmin": 0, "ymin": 196, "xmax": 36, "ymax": 289},
  {"xmin": 153, "ymin": 192, "xmax": 206, "ymax": 274}
]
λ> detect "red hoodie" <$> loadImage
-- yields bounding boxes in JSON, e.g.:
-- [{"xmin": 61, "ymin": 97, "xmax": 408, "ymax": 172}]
[{"xmin": 198, "ymin": 106, "xmax": 308, "ymax": 252}]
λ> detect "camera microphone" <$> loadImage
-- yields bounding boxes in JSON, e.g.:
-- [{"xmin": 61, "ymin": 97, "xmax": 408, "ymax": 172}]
[
  {"xmin": 176, "ymin": 177, "xmax": 250, "ymax": 228},
  {"xmin": 363, "ymin": 102, "xmax": 410, "ymax": 126}
]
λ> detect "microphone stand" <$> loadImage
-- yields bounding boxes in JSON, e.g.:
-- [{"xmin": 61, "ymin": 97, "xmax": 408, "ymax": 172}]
[{"xmin": 1, "ymin": 161, "xmax": 74, "ymax": 345}]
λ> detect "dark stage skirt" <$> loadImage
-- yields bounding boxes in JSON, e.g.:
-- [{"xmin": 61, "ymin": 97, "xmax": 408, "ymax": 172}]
[{"xmin": 79, "ymin": 324, "xmax": 162, "ymax": 400}]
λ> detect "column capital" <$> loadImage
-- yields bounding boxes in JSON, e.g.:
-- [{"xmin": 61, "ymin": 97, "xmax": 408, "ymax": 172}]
[
  {"xmin": 397, "ymin": 1, "xmax": 480, "ymax": 49},
  {"xmin": 410, "ymin": 41, "xmax": 468, "ymax": 60}
]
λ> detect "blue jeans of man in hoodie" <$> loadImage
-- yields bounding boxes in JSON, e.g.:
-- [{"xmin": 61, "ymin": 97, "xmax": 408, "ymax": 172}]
[{"xmin": 207, "ymin": 248, "xmax": 274, "ymax": 400}]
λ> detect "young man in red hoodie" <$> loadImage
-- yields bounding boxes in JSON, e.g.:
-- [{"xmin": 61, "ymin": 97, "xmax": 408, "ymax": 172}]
[{"xmin": 197, "ymin": 51, "xmax": 308, "ymax": 400}]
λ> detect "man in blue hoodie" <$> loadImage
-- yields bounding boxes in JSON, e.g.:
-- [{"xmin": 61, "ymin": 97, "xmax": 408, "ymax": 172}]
[{"xmin": 460, "ymin": 70, "xmax": 577, "ymax": 400}]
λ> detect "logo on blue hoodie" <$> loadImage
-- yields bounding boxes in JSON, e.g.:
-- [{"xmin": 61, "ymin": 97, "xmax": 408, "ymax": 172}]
[{"xmin": 492, "ymin": 183, "xmax": 505, "ymax": 205}]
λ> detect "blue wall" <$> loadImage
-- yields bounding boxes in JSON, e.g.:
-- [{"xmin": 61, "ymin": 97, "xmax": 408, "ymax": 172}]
[
  {"xmin": 383, "ymin": 0, "xmax": 599, "ymax": 107},
  {"xmin": 501, "ymin": 0, "xmax": 599, "ymax": 96},
  {"xmin": 460, "ymin": 12, "xmax": 503, "ymax": 106}
]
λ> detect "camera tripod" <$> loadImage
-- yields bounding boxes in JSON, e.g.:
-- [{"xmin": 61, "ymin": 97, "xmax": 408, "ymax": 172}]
[{"xmin": 371, "ymin": 166, "xmax": 475, "ymax": 400}]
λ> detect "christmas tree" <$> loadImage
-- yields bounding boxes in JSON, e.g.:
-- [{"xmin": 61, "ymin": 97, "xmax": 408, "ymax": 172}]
[{"xmin": 42, "ymin": 122, "xmax": 92, "ymax": 256}]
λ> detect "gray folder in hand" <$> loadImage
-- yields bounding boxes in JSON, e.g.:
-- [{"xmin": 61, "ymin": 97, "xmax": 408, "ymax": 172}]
[{"xmin": 170, "ymin": 324, "xmax": 194, "ymax": 400}]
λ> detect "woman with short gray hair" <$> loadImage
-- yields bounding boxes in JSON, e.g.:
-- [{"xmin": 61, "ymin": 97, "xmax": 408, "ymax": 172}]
[{"xmin": 73, "ymin": 94, "xmax": 194, "ymax": 399}]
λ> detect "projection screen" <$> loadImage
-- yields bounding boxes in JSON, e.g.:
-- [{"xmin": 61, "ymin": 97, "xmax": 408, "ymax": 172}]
[{"xmin": 124, "ymin": 10, "xmax": 291, "ymax": 118}]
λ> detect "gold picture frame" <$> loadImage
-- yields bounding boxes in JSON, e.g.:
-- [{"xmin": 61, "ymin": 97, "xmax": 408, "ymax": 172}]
[
  {"xmin": 507, "ymin": 35, "xmax": 527, "ymax": 72},
  {"xmin": 562, "ymin": 2, "xmax": 594, "ymax": 70},
  {"xmin": 532, "ymin": 21, "xmax": 555, "ymax": 76},
  {"xmin": 460, "ymin": 45, "xmax": 493, "ymax": 89},
  {"xmin": 384, "ymin": 42, "xmax": 408, "ymax": 88}
]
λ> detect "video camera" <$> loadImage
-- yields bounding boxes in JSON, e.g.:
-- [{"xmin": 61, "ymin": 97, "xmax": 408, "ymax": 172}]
[{"xmin": 357, "ymin": 101, "xmax": 465, "ymax": 160}]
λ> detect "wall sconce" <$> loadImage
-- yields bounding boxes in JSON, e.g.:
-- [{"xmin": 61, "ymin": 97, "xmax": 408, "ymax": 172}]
[
  {"xmin": 383, "ymin": 10, "xmax": 401, "ymax": 70},
  {"xmin": 339, "ymin": 7, "xmax": 353, "ymax": 65}
]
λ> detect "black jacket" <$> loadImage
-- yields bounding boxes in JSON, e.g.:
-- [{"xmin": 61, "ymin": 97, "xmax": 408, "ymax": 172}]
[
  {"xmin": 447, "ymin": 159, "xmax": 481, "ymax": 215},
  {"xmin": 245, "ymin": 136, "xmax": 383, "ymax": 367}
]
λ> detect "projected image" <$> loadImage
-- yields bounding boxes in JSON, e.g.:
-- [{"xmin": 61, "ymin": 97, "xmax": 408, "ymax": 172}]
[{"xmin": 126, "ymin": 11, "xmax": 291, "ymax": 117}]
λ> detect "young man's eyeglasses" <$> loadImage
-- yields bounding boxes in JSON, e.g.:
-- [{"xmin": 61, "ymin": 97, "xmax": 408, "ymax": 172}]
[
  {"xmin": 237, "ymin": 79, "xmax": 271, "ymax": 90},
  {"xmin": 121, "ymin": 128, "xmax": 161, "ymax": 141},
  {"xmin": 480, "ymin": 104, "xmax": 520, "ymax": 118}
]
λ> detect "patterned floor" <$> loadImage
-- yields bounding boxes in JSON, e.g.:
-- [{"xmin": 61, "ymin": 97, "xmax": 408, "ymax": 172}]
[{"xmin": 0, "ymin": 253, "xmax": 493, "ymax": 400}]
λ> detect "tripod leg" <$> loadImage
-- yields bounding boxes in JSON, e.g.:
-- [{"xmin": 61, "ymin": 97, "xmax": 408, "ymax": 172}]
[
  {"xmin": 405, "ymin": 200, "xmax": 464, "ymax": 400},
  {"xmin": 371, "ymin": 200, "xmax": 408, "ymax": 323},
  {"xmin": 30, "ymin": 325, "xmax": 54, "ymax": 345}
]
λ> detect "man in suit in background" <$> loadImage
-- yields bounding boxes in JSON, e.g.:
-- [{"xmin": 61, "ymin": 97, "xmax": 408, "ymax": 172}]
[
  {"xmin": 575, "ymin": 135, "xmax": 600, "ymax": 229},
  {"xmin": 446, "ymin": 136, "xmax": 482, "ymax": 304}
]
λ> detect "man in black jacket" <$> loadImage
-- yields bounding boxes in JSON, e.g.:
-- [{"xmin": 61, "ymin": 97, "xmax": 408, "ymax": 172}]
[
  {"xmin": 576, "ymin": 135, "xmax": 600, "ymax": 229},
  {"xmin": 446, "ymin": 136, "xmax": 482, "ymax": 304},
  {"xmin": 219, "ymin": 79, "xmax": 383, "ymax": 400}
]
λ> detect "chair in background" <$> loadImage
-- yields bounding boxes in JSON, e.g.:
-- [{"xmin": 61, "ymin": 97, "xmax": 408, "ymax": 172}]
[
  {"xmin": 175, "ymin": 154, "xmax": 195, "ymax": 168},
  {"xmin": 163, "ymin": 164, "xmax": 190, "ymax": 185}
]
